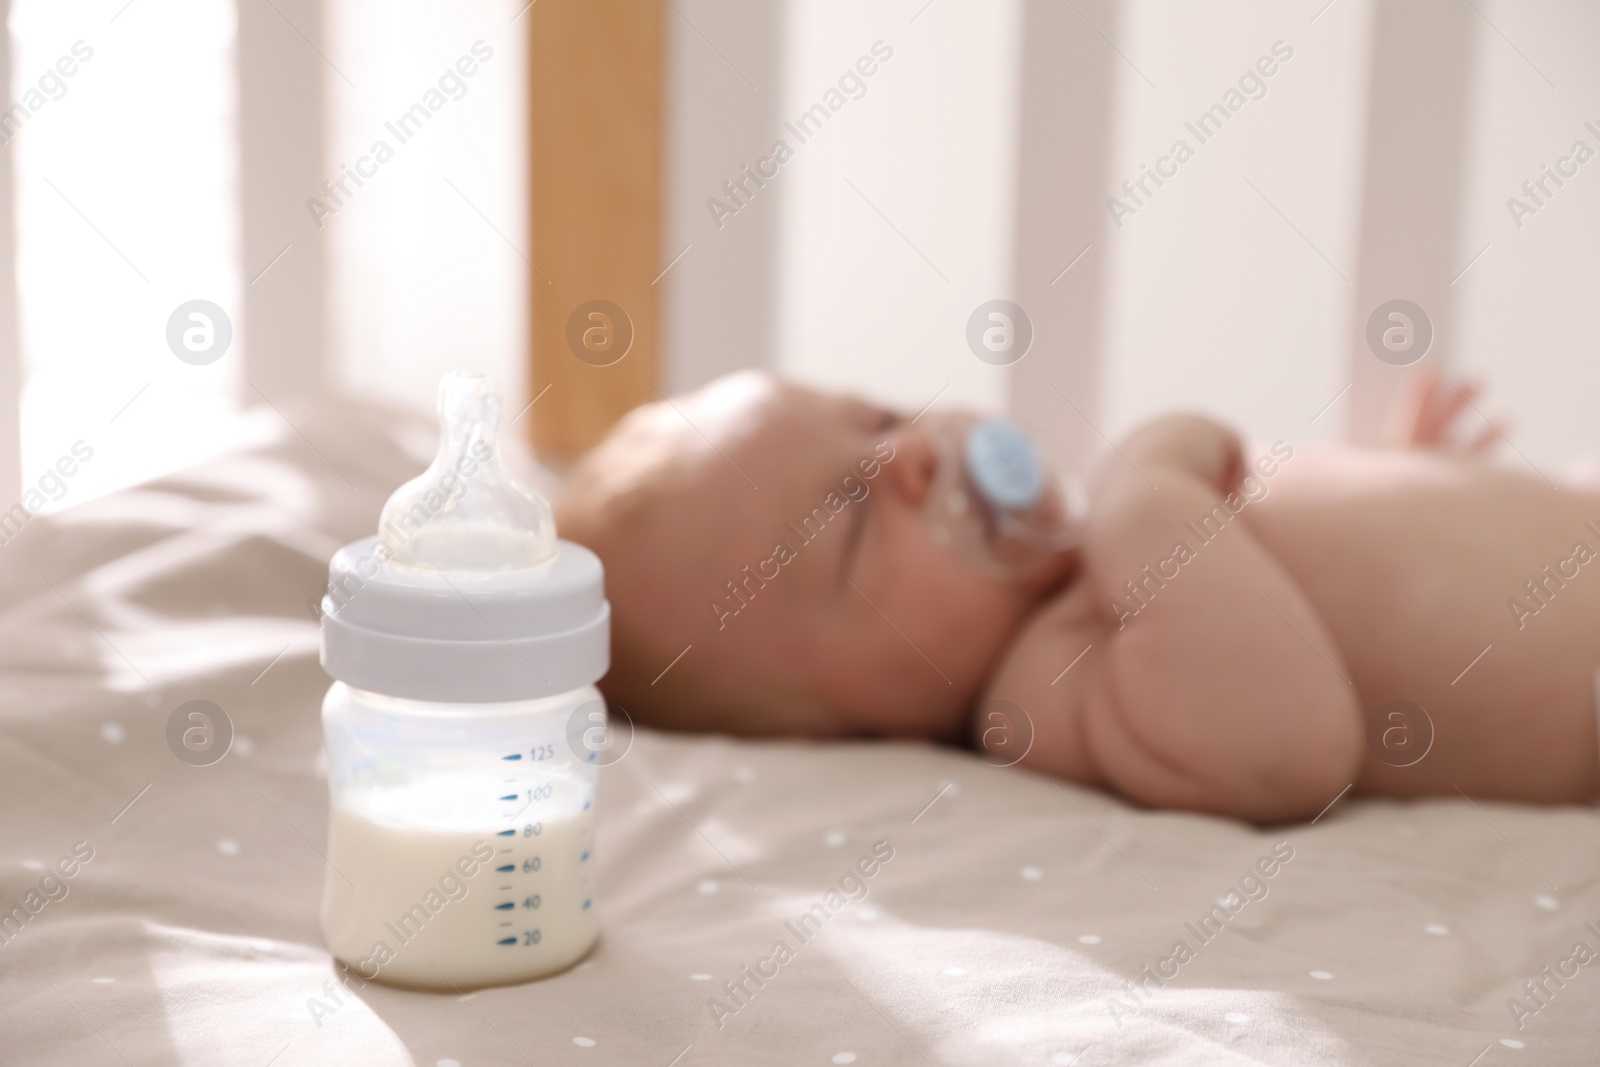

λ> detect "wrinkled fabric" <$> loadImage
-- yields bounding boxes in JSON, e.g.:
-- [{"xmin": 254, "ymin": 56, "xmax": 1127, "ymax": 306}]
[{"xmin": 1, "ymin": 401, "xmax": 1596, "ymax": 1066}]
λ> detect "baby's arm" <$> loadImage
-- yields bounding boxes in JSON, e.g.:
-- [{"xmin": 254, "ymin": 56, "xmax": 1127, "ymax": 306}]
[{"xmin": 982, "ymin": 415, "xmax": 1361, "ymax": 822}]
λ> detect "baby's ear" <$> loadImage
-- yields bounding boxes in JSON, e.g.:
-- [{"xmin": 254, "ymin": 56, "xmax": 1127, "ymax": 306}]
[{"xmin": 882, "ymin": 427, "xmax": 939, "ymax": 507}]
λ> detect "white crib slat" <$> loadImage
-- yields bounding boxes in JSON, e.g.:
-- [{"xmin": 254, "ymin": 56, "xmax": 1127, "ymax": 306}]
[
  {"xmin": 237, "ymin": 0, "xmax": 329, "ymax": 402},
  {"xmin": 0, "ymin": 0, "xmax": 20, "ymax": 507},
  {"xmin": 1007, "ymin": 0, "xmax": 1117, "ymax": 476},
  {"xmin": 1346, "ymin": 0, "xmax": 1476, "ymax": 444}
]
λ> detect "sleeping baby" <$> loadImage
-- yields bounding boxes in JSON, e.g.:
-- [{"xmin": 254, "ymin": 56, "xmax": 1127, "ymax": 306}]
[{"xmin": 555, "ymin": 372, "xmax": 1600, "ymax": 822}]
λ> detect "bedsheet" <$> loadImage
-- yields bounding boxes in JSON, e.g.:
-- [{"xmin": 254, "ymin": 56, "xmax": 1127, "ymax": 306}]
[{"xmin": 1, "ymin": 399, "xmax": 1597, "ymax": 1066}]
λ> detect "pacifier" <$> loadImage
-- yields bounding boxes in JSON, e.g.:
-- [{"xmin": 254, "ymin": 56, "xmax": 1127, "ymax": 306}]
[{"xmin": 922, "ymin": 415, "xmax": 1086, "ymax": 580}]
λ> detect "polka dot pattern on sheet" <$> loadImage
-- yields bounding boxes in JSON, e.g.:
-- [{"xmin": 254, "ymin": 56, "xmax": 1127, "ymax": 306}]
[
  {"xmin": 1534, "ymin": 894, "xmax": 1559, "ymax": 911},
  {"xmin": 1225, "ymin": 1012, "xmax": 1250, "ymax": 1023},
  {"xmin": 1078, "ymin": 934, "xmax": 1101, "ymax": 945},
  {"xmin": 1425, "ymin": 924, "xmax": 1449, "ymax": 935},
  {"xmin": 1500, "ymin": 1038, "xmax": 1525, "ymax": 1049},
  {"xmin": 1309, "ymin": 970, "xmax": 1333, "ymax": 980},
  {"xmin": 573, "ymin": 1036, "xmax": 596, "ymax": 1048},
  {"xmin": 697, "ymin": 879, "xmax": 718, "ymax": 895},
  {"xmin": 690, "ymin": 973, "xmax": 711, "ymax": 981},
  {"xmin": 1020, "ymin": 866, "xmax": 1043, "ymax": 881},
  {"xmin": 216, "ymin": 838, "xmax": 240, "ymax": 857},
  {"xmin": 436, "ymin": 1061, "xmax": 460, "ymax": 1067},
  {"xmin": 824, "ymin": 829, "xmax": 846, "ymax": 848},
  {"xmin": 831, "ymin": 1055, "xmax": 856, "ymax": 1065},
  {"xmin": 100, "ymin": 722, "xmax": 125, "ymax": 744}
]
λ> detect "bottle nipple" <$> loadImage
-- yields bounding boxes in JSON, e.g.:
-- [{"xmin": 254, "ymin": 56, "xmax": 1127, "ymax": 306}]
[{"xmin": 378, "ymin": 372, "xmax": 557, "ymax": 572}]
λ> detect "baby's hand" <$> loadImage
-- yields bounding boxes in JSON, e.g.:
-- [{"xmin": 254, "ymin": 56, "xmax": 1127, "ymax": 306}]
[
  {"xmin": 1391, "ymin": 370, "xmax": 1505, "ymax": 456},
  {"xmin": 1115, "ymin": 413, "xmax": 1244, "ymax": 495}
]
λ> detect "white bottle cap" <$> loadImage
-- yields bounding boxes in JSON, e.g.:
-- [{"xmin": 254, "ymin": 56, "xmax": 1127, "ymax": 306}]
[{"xmin": 319, "ymin": 374, "xmax": 609, "ymax": 703}]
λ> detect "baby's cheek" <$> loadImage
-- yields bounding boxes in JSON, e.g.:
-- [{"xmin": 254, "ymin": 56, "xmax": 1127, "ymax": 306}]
[{"xmin": 933, "ymin": 576, "xmax": 1024, "ymax": 671}]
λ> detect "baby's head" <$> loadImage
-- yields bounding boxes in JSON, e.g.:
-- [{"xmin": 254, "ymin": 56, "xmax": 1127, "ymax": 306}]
[{"xmin": 556, "ymin": 373, "xmax": 1067, "ymax": 742}]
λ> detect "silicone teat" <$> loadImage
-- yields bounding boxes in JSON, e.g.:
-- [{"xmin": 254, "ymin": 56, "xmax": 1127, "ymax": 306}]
[
  {"xmin": 378, "ymin": 373, "xmax": 557, "ymax": 572},
  {"xmin": 923, "ymin": 415, "xmax": 1085, "ymax": 580}
]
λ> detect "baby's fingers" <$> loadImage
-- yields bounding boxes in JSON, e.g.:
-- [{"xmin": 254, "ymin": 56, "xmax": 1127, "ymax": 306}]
[
  {"xmin": 1436, "ymin": 379, "xmax": 1482, "ymax": 429},
  {"xmin": 1467, "ymin": 419, "xmax": 1507, "ymax": 455},
  {"xmin": 1393, "ymin": 373, "xmax": 1502, "ymax": 456},
  {"xmin": 1395, "ymin": 370, "xmax": 1451, "ymax": 446}
]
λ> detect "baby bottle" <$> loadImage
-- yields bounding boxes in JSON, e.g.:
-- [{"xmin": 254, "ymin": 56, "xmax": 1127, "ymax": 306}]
[
  {"xmin": 317, "ymin": 372, "xmax": 610, "ymax": 991},
  {"xmin": 921, "ymin": 415, "xmax": 1087, "ymax": 580}
]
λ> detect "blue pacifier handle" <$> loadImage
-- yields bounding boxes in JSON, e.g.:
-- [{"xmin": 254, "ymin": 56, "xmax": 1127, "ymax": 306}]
[{"xmin": 965, "ymin": 420, "xmax": 1044, "ymax": 511}]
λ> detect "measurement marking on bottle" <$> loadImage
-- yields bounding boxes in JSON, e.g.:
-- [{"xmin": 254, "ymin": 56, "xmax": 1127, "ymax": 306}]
[
  {"xmin": 497, "ymin": 829, "xmax": 516, "ymax": 837},
  {"xmin": 499, "ymin": 794, "xmax": 518, "ymax": 801},
  {"xmin": 496, "ymin": 864, "xmax": 515, "ymax": 872},
  {"xmin": 502, "ymin": 753, "xmax": 522, "ymax": 761},
  {"xmin": 497, "ymin": 937, "xmax": 517, "ymax": 946},
  {"xmin": 495, "ymin": 902, "xmax": 514, "ymax": 910}
]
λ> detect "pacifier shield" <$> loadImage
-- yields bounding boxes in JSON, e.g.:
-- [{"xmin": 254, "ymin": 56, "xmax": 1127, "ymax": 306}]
[{"xmin": 965, "ymin": 420, "xmax": 1044, "ymax": 510}]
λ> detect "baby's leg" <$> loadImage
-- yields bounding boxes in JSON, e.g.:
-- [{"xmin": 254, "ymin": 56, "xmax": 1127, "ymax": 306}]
[{"xmin": 1080, "ymin": 418, "xmax": 1361, "ymax": 821}]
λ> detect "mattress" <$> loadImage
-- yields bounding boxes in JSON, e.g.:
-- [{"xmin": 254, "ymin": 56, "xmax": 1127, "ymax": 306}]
[{"xmin": 1, "ymin": 399, "xmax": 1597, "ymax": 1066}]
